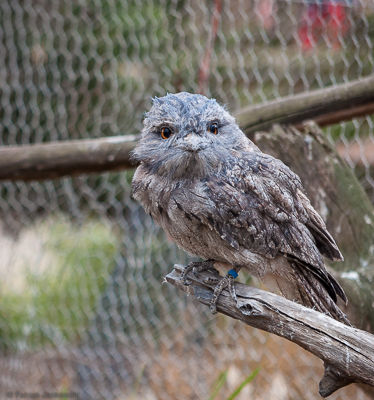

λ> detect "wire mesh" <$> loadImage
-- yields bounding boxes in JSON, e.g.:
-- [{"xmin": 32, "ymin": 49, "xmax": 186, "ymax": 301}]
[{"xmin": 0, "ymin": 1, "xmax": 373, "ymax": 399}]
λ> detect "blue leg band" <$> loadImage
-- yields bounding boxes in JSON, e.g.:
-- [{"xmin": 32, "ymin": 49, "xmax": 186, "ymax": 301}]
[{"xmin": 228, "ymin": 269, "xmax": 238, "ymax": 279}]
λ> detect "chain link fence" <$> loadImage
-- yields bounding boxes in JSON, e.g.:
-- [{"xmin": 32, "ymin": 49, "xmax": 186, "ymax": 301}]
[{"xmin": 0, "ymin": 1, "xmax": 373, "ymax": 399}]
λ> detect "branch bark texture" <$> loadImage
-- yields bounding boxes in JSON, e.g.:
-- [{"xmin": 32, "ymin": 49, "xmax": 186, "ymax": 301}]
[{"xmin": 165, "ymin": 264, "xmax": 374, "ymax": 398}]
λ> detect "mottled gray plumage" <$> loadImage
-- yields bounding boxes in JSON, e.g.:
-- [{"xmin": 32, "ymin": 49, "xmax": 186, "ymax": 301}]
[{"xmin": 131, "ymin": 92, "xmax": 349, "ymax": 323}]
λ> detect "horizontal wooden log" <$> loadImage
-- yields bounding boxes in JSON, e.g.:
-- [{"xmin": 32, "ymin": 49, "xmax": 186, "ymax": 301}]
[
  {"xmin": 0, "ymin": 135, "xmax": 138, "ymax": 181},
  {"xmin": 165, "ymin": 264, "xmax": 374, "ymax": 398},
  {"xmin": 236, "ymin": 74, "xmax": 374, "ymax": 134},
  {"xmin": 304, "ymin": 102, "xmax": 374, "ymax": 129},
  {"xmin": 1, "ymin": 74, "xmax": 374, "ymax": 181}
]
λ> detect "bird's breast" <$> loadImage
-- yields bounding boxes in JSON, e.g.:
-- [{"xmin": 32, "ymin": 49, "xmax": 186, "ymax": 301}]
[{"xmin": 132, "ymin": 164, "xmax": 269, "ymax": 275}]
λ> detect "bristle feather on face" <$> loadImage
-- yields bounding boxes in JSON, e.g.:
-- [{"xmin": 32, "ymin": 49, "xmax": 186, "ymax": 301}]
[{"xmin": 131, "ymin": 92, "xmax": 247, "ymax": 178}]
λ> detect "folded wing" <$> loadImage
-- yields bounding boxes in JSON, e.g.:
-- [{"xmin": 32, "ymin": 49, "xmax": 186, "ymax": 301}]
[{"xmin": 179, "ymin": 151, "xmax": 347, "ymax": 308}]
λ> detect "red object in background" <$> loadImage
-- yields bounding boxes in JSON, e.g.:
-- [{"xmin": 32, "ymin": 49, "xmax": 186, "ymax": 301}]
[
  {"xmin": 298, "ymin": 2, "xmax": 349, "ymax": 51},
  {"xmin": 327, "ymin": 2, "xmax": 350, "ymax": 49},
  {"xmin": 298, "ymin": 4, "xmax": 325, "ymax": 51}
]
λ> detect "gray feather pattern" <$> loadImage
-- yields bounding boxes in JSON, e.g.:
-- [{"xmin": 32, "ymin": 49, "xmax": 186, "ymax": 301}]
[{"xmin": 131, "ymin": 92, "xmax": 349, "ymax": 323}]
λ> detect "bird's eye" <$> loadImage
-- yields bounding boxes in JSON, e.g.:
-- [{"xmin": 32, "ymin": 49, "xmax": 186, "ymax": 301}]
[
  {"xmin": 160, "ymin": 126, "xmax": 173, "ymax": 139},
  {"xmin": 208, "ymin": 122, "xmax": 219, "ymax": 135}
]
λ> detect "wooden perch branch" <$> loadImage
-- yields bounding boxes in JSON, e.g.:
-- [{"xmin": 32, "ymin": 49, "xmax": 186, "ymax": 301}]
[
  {"xmin": 236, "ymin": 73, "xmax": 374, "ymax": 134},
  {"xmin": 165, "ymin": 264, "xmax": 374, "ymax": 398},
  {"xmin": 0, "ymin": 135, "xmax": 138, "ymax": 181},
  {"xmin": 1, "ymin": 74, "xmax": 374, "ymax": 181}
]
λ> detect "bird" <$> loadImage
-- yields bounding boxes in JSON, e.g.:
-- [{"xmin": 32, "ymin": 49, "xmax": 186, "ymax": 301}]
[{"xmin": 131, "ymin": 92, "xmax": 350, "ymax": 324}]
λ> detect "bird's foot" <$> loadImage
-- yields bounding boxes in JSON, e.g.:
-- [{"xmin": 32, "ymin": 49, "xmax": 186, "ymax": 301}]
[
  {"xmin": 181, "ymin": 260, "xmax": 218, "ymax": 285},
  {"xmin": 209, "ymin": 267, "xmax": 241, "ymax": 314}
]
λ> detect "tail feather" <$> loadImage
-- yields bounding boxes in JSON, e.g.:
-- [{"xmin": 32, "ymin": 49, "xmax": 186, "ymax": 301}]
[
  {"xmin": 291, "ymin": 263, "xmax": 350, "ymax": 325},
  {"xmin": 284, "ymin": 253, "xmax": 343, "ymax": 304},
  {"xmin": 264, "ymin": 259, "xmax": 350, "ymax": 326},
  {"xmin": 327, "ymin": 271, "xmax": 348, "ymax": 305}
]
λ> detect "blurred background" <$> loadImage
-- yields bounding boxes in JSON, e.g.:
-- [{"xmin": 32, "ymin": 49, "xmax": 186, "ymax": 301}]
[{"xmin": 0, "ymin": 1, "xmax": 373, "ymax": 399}]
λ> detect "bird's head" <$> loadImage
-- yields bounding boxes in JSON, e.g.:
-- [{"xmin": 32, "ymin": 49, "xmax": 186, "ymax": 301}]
[{"xmin": 132, "ymin": 92, "xmax": 249, "ymax": 179}]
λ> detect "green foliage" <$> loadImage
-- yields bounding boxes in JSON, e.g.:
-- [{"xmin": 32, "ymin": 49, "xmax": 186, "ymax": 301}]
[
  {"xmin": 0, "ymin": 217, "xmax": 119, "ymax": 352},
  {"xmin": 208, "ymin": 368, "xmax": 259, "ymax": 400},
  {"xmin": 326, "ymin": 120, "xmax": 356, "ymax": 142},
  {"xmin": 208, "ymin": 370, "xmax": 228, "ymax": 400},
  {"xmin": 226, "ymin": 368, "xmax": 259, "ymax": 400}
]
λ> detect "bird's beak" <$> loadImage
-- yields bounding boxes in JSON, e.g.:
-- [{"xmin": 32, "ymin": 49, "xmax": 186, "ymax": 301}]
[{"xmin": 180, "ymin": 133, "xmax": 207, "ymax": 152}]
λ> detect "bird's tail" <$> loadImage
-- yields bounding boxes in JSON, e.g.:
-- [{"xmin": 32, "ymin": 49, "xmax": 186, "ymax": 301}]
[{"xmin": 263, "ymin": 260, "xmax": 351, "ymax": 326}]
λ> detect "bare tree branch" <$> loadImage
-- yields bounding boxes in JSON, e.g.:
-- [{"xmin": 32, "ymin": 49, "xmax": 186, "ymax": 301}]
[
  {"xmin": 236, "ymin": 73, "xmax": 374, "ymax": 134},
  {"xmin": 1, "ymin": 74, "xmax": 374, "ymax": 181},
  {"xmin": 0, "ymin": 135, "xmax": 138, "ymax": 181},
  {"xmin": 165, "ymin": 264, "xmax": 374, "ymax": 398}
]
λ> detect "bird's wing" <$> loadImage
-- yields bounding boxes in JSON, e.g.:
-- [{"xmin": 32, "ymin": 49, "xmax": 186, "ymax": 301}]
[
  {"xmin": 175, "ymin": 150, "xmax": 346, "ymax": 303},
  {"xmin": 296, "ymin": 188, "xmax": 343, "ymax": 261}
]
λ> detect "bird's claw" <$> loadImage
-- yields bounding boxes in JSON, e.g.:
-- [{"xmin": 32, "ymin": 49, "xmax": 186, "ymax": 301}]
[
  {"xmin": 209, "ymin": 268, "xmax": 240, "ymax": 314},
  {"xmin": 181, "ymin": 260, "xmax": 217, "ymax": 286},
  {"xmin": 203, "ymin": 276, "xmax": 220, "ymax": 285},
  {"xmin": 181, "ymin": 262, "xmax": 240, "ymax": 314}
]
